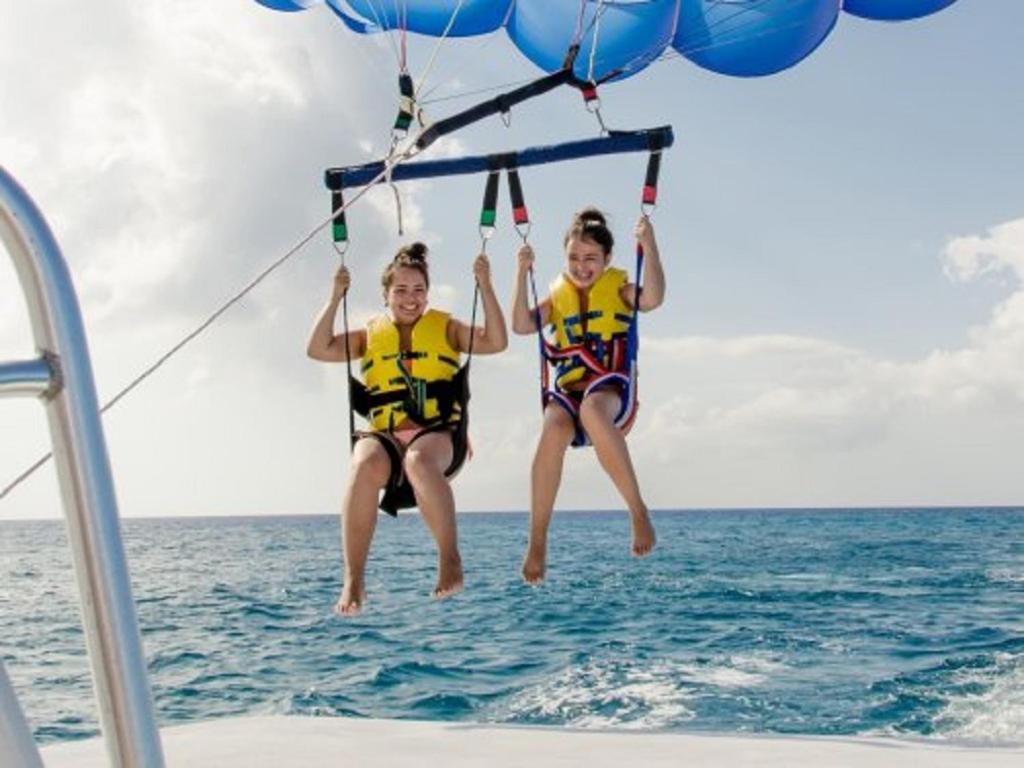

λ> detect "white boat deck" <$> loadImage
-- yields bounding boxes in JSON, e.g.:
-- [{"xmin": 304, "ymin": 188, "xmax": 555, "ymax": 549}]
[{"xmin": 40, "ymin": 716, "xmax": 1024, "ymax": 767}]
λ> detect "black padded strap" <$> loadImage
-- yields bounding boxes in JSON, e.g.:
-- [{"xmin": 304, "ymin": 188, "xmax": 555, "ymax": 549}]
[{"xmin": 415, "ymin": 67, "xmax": 576, "ymax": 151}]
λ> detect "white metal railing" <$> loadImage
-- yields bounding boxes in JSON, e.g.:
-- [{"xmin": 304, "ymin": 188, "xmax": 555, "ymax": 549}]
[{"xmin": 0, "ymin": 166, "xmax": 165, "ymax": 767}]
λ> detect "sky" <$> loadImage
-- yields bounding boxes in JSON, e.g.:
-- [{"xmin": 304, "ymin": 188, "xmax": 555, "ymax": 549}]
[{"xmin": 1, "ymin": 0, "xmax": 1023, "ymax": 520}]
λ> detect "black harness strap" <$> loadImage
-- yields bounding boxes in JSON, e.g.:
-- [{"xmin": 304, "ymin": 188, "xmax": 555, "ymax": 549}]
[
  {"xmin": 414, "ymin": 47, "xmax": 582, "ymax": 152},
  {"xmin": 479, "ymin": 168, "xmax": 500, "ymax": 230},
  {"xmin": 507, "ymin": 165, "xmax": 529, "ymax": 229},
  {"xmin": 331, "ymin": 189, "xmax": 348, "ymax": 245},
  {"xmin": 643, "ymin": 130, "xmax": 664, "ymax": 208},
  {"xmin": 394, "ymin": 73, "xmax": 416, "ymax": 133}
]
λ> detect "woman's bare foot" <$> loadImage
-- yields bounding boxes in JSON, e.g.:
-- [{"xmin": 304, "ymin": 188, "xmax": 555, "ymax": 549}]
[
  {"xmin": 433, "ymin": 553, "xmax": 464, "ymax": 599},
  {"xmin": 631, "ymin": 509, "xmax": 656, "ymax": 557},
  {"xmin": 334, "ymin": 579, "xmax": 365, "ymax": 616},
  {"xmin": 521, "ymin": 543, "xmax": 547, "ymax": 585}
]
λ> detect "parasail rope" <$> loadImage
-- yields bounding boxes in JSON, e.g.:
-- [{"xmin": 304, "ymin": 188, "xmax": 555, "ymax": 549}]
[
  {"xmin": 417, "ymin": 32, "xmax": 506, "ymax": 105},
  {"xmin": 573, "ymin": 0, "xmax": 588, "ymax": 46},
  {"xmin": 587, "ymin": 0, "xmax": 608, "ymax": 86},
  {"xmin": 680, "ymin": 0, "xmax": 781, "ymax": 47},
  {"xmin": 421, "ymin": 10, "xmax": 811, "ymax": 111},
  {"xmin": 398, "ymin": 0, "xmax": 408, "ymax": 72},
  {"xmin": 658, "ymin": 15, "xmax": 815, "ymax": 65},
  {"xmin": 362, "ymin": 0, "xmax": 404, "ymax": 69},
  {"xmin": 0, "ymin": 138, "xmax": 427, "ymax": 504},
  {"xmin": 415, "ymin": 0, "xmax": 466, "ymax": 99},
  {"xmin": 421, "ymin": 0, "xmax": 802, "ymax": 106}
]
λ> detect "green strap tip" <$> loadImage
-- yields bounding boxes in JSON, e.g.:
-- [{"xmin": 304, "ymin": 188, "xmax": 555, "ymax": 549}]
[
  {"xmin": 332, "ymin": 223, "xmax": 349, "ymax": 242},
  {"xmin": 479, "ymin": 209, "xmax": 496, "ymax": 227}
]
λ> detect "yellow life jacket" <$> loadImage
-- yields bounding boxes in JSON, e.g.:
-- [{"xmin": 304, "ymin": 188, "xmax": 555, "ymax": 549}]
[
  {"xmin": 361, "ymin": 309, "xmax": 462, "ymax": 431},
  {"xmin": 548, "ymin": 267, "xmax": 633, "ymax": 389}
]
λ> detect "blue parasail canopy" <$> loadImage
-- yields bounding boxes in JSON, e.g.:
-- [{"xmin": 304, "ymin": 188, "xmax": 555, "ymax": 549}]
[{"xmin": 254, "ymin": 0, "xmax": 959, "ymax": 81}]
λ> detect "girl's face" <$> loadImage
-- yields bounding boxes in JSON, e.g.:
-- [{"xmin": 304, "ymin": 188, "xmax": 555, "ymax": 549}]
[
  {"xmin": 385, "ymin": 266, "xmax": 428, "ymax": 325},
  {"xmin": 564, "ymin": 236, "xmax": 609, "ymax": 290}
]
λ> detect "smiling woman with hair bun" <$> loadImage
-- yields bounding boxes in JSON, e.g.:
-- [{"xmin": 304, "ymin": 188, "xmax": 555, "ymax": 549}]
[{"xmin": 307, "ymin": 242, "xmax": 507, "ymax": 615}]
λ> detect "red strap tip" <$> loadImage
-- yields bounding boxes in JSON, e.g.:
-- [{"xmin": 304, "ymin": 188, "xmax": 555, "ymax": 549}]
[{"xmin": 642, "ymin": 185, "xmax": 658, "ymax": 204}]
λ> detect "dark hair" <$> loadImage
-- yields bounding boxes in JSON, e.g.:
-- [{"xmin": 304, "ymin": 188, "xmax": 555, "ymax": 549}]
[
  {"xmin": 382, "ymin": 241, "xmax": 430, "ymax": 291},
  {"xmin": 563, "ymin": 207, "xmax": 614, "ymax": 256}
]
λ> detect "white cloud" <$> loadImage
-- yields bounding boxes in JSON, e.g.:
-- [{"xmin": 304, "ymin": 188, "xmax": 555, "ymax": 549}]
[{"xmin": 944, "ymin": 219, "xmax": 1024, "ymax": 283}]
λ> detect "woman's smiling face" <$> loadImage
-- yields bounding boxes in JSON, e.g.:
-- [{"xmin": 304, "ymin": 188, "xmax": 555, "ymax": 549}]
[
  {"xmin": 564, "ymin": 236, "xmax": 610, "ymax": 290},
  {"xmin": 385, "ymin": 266, "xmax": 428, "ymax": 325}
]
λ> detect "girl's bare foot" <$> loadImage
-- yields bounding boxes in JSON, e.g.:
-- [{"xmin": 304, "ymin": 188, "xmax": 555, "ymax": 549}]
[
  {"xmin": 334, "ymin": 579, "xmax": 365, "ymax": 616},
  {"xmin": 631, "ymin": 509, "xmax": 657, "ymax": 557},
  {"xmin": 433, "ymin": 553, "xmax": 464, "ymax": 599},
  {"xmin": 521, "ymin": 543, "xmax": 547, "ymax": 585}
]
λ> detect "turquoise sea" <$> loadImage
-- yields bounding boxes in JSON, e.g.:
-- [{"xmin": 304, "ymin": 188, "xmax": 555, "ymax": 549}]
[{"xmin": 2, "ymin": 508, "xmax": 1023, "ymax": 745}]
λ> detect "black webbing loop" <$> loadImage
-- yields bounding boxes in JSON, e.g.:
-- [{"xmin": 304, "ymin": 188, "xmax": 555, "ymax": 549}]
[
  {"xmin": 506, "ymin": 164, "xmax": 531, "ymax": 242},
  {"xmin": 479, "ymin": 168, "xmax": 500, "ymax": 251},
  {"xmin": 394, "ymin": 73, "xmax": 416, "ymax": 133},
  {"xmin": 642, "ymin": 132, "xmax": 665, "ymax": 214},
  {"xmin": 331, "ymin": 188, "xmax": 348, "ymax": 249}
]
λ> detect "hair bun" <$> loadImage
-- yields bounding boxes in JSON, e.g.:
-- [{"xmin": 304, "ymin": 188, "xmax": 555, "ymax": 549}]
[
  {"xmin": 397, "ymin": 241, "xmax": 428, "ymax": 264},
  {"xmin": 575, "ymin": 207, "xmax": 607, "ymax": 228},
  {"xmin": 564, "ymin": 206, "xmax": 614, "ymax": 254}
]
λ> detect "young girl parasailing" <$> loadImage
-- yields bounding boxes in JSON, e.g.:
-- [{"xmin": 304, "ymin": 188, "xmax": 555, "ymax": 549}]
[
  {"xmin": 308, "ymin": 243, "xmax": 507, "ymax": 614},
  {"xmin": 510, "ymin": 208, "xmax": 665, "ymax": 584}
]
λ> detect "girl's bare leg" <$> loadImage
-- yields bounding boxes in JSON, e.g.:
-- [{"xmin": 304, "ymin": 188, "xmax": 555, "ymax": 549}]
[
  {"xmin": 404, "ymin": 432, "xmax": 462, "ymax": 599},
  {"xmin": 522, "ymin": 405, "xmax": 576, "ymax": 584},
  {"xmin": 579, "ymin": 391, "xmax": 656, "ymax": 556},
  {"xmin": 338, "ymin": 439, "xmax": 391, "ymax": 615}
]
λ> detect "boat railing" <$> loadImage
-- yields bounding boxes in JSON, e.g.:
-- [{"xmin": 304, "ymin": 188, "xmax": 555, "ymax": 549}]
[{"xmin": 1, "ymin": 166, "xmax": 165, "ymax": 767}]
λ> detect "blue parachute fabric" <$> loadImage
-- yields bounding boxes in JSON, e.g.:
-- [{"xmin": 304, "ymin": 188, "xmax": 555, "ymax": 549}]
[
  {"xmin": 506, "ymin": 0, "xmax": 679, "ymax": 83},
  {"xmin": 673, "ymin": 0, "xmax": 840, "ymax": 78},
  {"xmin": 324, "ymin": 1, "xmax": 379, "ymax": 34},
  {"xmin": 334, "ymin": 0, "xmax": 512, "ymax": 37},
  {"xmin": 843, "ymin": 0, "xmax": 957, "ymax": 22},
  {"xmin": 255, "ymin": 1, "xmax": 960, "ymax": 80},
  {"xmin": 254, "ymin": 0, "xmax": 318, "ymax": 11},
  {"xmin": 325, "ymin": 126, "xmax": 674, "ymax": 189}
]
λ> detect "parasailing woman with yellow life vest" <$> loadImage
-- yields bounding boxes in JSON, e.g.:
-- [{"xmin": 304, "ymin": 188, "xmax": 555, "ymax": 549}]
[
  {"xmin": 510, "ymin": 208, "xmax": 664, "ymax": 585},
  {"xmin": 307, "ymin": 243, "xmax": 507, "ymax": 615}
]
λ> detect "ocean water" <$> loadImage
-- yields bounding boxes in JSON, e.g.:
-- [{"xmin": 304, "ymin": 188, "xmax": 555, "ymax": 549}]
[{"xmin": 2, "ymin": 508, "xmax": 1023, "ymax": 746}]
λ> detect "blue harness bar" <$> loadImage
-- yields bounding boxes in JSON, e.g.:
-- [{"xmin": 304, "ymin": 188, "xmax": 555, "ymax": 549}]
[{"xmin": 324, "ymin": 126, "xmax": 674, "ymax": 190}]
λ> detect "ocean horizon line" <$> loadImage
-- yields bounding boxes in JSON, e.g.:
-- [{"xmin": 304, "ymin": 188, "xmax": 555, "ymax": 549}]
[{"xmin": 3, "ymin": 504, "xmax": 1023, "ymax": 524}]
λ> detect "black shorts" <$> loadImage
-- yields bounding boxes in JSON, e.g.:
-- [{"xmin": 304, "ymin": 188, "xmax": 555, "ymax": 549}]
[{"xmin": 354, "ymin": 421, "xmax": 468, "ymax": 516}]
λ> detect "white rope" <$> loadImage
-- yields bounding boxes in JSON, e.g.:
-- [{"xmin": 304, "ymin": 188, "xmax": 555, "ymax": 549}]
[
  {"xmin": 0, "ymin": 140, "xmax": 425, "ymax": 503},
  {"xmin": 573, "ymin": 0, "xmax": 588, "ymax": 46},
  {"xmin": 658, "ymin": 15, "xmax": 815, "ymax": 65},
  {"xmin": 587, "ymin": 0, "xmax": 608, "ymax": 86},
  {"xmin": 417, "ymin": 33, "xmax": 511, "ymax": 105},
  {"xmin": 362, "ymin": 0, "xmax": 403, "ymax": 68},
  {"xmin": 415, "ymin": 0, "xmax": 466, "ymax": 99}
]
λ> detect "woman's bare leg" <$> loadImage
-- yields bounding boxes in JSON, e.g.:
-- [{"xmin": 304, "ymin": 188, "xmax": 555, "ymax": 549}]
[
  {"xmin": 403, "ymin": 432, "xmax": 462, "ymax": 599},
  {"xmin": 579, "ymin": 391, "xmax": 656, "ymax": 556},
  {"xmin": 522, "ymin": 405, "xmax": 576, "ymax": 584},
  {"xmin": 337, "ymin": 438, "xmax": 391, "ymax": 615}
]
